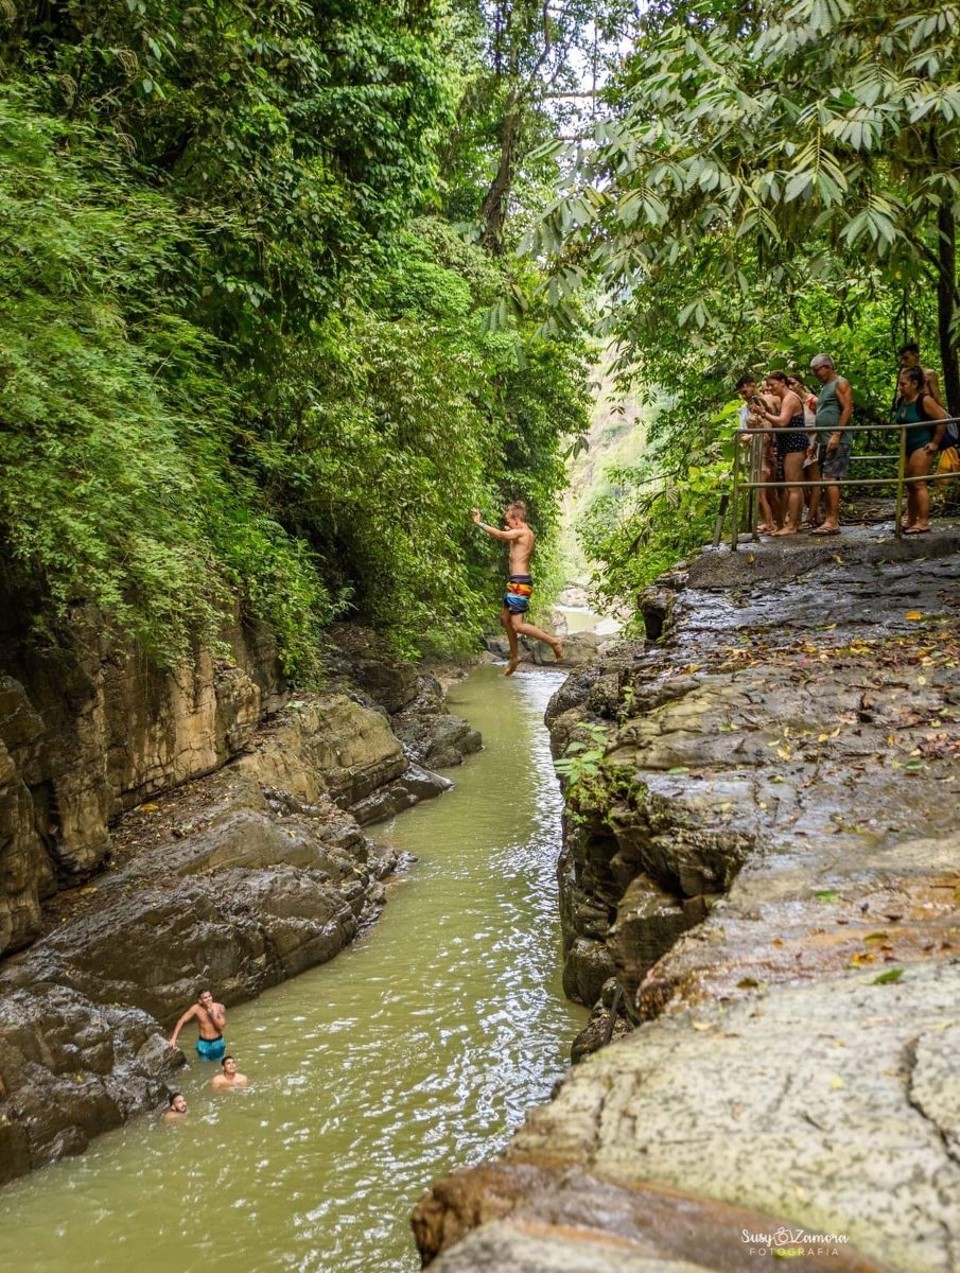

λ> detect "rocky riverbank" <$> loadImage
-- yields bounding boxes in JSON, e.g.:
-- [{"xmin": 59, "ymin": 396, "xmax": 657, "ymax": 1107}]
[
  {"xmin": 414, "ymin": 524, "xmax": 960, "ymax": 1273},
  {"xmin": 0, "ymin": 622, "xmax": 480, "ymax": 1185}
]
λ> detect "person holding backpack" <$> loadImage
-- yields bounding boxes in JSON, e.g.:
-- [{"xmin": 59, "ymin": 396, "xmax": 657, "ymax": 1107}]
[{"xmin": 894, "ymin": 364, "xmax": 947, "ymax": 534}]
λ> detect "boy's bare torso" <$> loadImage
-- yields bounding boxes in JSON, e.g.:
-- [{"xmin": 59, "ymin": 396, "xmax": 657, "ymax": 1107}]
[{"xmin": 509, "ymin": 527, "xmax": 534, "ymax": 575}]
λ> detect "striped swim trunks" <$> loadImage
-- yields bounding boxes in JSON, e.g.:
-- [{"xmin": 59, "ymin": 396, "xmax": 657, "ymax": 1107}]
[{"xmin": 504, "ymin": 575, "xmax": 533, "ymax": 614}]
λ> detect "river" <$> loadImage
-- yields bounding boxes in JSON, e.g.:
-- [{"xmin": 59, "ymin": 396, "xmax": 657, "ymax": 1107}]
[{"xmin": 1, "ymin": 665, "xmax": 587, "ymax": 1273}]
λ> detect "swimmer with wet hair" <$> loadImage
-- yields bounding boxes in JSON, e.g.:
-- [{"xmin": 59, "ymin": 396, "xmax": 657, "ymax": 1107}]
[
  {"xmin": 162, "ymin": 1092, "xmax": 188, "ymax": 1123},
  {"xmin": 211, "ymin": 1055, "xmax": 248, "ymax": 1092}
]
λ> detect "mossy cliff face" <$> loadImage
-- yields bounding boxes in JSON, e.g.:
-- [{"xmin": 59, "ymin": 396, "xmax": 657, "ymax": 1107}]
[{"xmin": 415, "ymin": 528, "xmax": 960, "ymax": 1273}]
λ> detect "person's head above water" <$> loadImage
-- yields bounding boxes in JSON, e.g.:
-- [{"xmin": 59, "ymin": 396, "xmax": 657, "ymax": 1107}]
[
  {"xmin": 168, "ymin": 1092, "xmax": 187, "ymax": 1113},
  {"xmin": 221, "ymin": 1055, "xmax": 238, "ymax": 1075}
]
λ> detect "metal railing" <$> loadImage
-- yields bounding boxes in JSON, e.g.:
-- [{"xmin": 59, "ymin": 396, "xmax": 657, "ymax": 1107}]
[{"xmin": 723, "ymin": 420, "xmax": 960, "ymax": 550}]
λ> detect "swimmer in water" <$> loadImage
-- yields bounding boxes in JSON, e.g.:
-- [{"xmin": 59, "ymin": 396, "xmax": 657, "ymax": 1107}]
[
  {"xmin": 162, "ymin": 1092, "xmax": 188, "ymax": 1123},
  {"xmin": 211, "ymin": 1055, "xmax": 248, "ymax": 1092}
]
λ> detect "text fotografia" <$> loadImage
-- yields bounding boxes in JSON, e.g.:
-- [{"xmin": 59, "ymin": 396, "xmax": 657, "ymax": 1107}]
[{"xmin": 742, "ymin": 1228, "xmax": 850, "ymax": 1257}]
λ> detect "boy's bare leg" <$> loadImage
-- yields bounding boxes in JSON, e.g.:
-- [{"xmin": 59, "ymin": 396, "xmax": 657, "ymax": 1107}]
[
  {"xmin": 513, "ymin": 615, "xmax": 563, "ymax": 662},
  {"xmin": 501, "ymin": 606, "xmax": 520, "ymax": 676}
]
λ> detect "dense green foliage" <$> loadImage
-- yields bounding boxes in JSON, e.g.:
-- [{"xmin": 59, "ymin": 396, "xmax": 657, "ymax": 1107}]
[
  {"xmin": 537, "ymin": 0, "xmax": 960, "ymax": 614},
  {"xmin": 1, "ymin": 3, "xmax": 591, "ymax": 671}
]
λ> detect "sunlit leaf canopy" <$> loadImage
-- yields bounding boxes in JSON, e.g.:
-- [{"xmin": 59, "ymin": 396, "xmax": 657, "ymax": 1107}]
[{"xmin": 540, "ymin": 0, "xmax": 959, "ymax": 359}]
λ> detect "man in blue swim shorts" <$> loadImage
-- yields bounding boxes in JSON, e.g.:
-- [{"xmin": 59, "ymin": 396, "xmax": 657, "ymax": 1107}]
[
  {"xmin": 167, "ymin": 988, "xmax": 227, "ymax": 1060},
  {"xmin": 471, "ymin": 501, "xmax": 564, "ymax": 676}
]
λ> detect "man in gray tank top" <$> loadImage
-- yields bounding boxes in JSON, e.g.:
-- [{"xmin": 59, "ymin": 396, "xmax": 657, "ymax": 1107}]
[{"xmin": 809, "ymin": 354, "xmax": 853, "ymax": 535}]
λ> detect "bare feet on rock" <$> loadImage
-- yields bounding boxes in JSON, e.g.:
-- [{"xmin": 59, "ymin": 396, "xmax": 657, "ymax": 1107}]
[{"xmin": 552, "ymin": 639, "xmax": 564, "ymax": 663}]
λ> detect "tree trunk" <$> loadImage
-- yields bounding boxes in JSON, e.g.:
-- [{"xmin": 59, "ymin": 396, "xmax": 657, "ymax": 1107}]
[
  {"xmin": 479, "ymin": 103, "xmax": 521, "ymax": 255},
  {"xmin": 937, "ymin": 205, "xmax": 960, "ymax": 418}
]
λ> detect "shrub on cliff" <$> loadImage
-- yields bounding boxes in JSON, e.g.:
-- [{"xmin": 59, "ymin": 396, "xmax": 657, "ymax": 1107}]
[{"xmin": 0, "ymin": 92, "xmax": 336, "ymax": 670}]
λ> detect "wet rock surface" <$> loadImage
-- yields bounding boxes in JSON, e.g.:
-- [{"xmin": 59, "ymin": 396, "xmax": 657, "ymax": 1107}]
[
  {"xmin": 483, "ymin": 629, "xmax": 611, "ymax": 671},
  {"xmin": 416, "ymin": 524, "xmax": 960, "ymax": 1272},
  {"xmin": 413, "ymin": 1164, "xmax": 884, "ymax": 1272},
  {"xmin": 0, "ymin": 743, "xmax": 389, "ymax": 1179},
  {"xmin": 0, "ymin": 985, "xmax": 181, "ymax": 1182},
  {"xmin": 0, "ymin": 614, "xmax": 479, "ymax": 961}
]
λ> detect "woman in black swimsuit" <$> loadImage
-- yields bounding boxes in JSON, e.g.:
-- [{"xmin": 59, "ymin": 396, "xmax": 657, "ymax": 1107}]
[{"xmin": 758, "ymin": 371, "xmax": 807, "ymax": 535}]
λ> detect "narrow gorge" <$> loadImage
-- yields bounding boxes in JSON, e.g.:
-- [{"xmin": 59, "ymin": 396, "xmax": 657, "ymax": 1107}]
[{"xmin": 4, "ymin": 3, "xmax": 960, "ymax": 1270}]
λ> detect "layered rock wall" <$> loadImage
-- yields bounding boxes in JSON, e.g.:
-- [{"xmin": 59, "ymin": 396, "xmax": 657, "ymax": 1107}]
[
  {"xmin": 0, "ymin": 617, "xmax": 480, "ymax": 1185},
  {"xmin": 0, "ymin": 612, "xmax": 281, "ymax": 955}
]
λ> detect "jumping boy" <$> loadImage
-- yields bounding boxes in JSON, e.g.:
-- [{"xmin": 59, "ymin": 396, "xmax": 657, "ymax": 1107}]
[{"xmin": 471, "ymin": 502, "xmax": 564, "ymax": 676}]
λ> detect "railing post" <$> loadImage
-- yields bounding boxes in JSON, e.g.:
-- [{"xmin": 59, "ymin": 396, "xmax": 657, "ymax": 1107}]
[
  {"xmin": 730, "ymin": 428, "xmax": 741, "ymax": 551},
  {"xmin": 894, "ymin": 422, "xmax": 906, "ymax": 539}
]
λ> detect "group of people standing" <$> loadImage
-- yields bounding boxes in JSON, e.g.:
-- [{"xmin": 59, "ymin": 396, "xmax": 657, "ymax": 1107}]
[{"xmin": 738, "ymin": 344, "xmax": 952, "ymax": 536}]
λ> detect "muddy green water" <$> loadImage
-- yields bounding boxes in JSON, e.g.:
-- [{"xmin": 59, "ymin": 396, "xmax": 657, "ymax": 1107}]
[{"xmin": 2, "ymin": 666, "xmax": 587, "ymax": 1273}]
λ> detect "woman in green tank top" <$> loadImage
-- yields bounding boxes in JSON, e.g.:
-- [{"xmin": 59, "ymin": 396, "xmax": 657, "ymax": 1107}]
[{"xmin": 895, "ymin": 365, "xmax": 946, "ymax": 534}]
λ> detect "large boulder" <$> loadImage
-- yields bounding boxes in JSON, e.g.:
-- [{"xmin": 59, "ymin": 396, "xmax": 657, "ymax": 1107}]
[
  {"xmin": 392, "ymin": 710, "xmax": 483, "ymax": 770},
  {"xmin": 0, "ymin": 984, "xmax": 179, "ymax": 1175},
  {"xmin": 351, "ymin": 764, "xmax": 453, "ymax": 826},
  {"xmin": 236, "ymin": 694, "xmax": 407, "ymax": 810}
]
